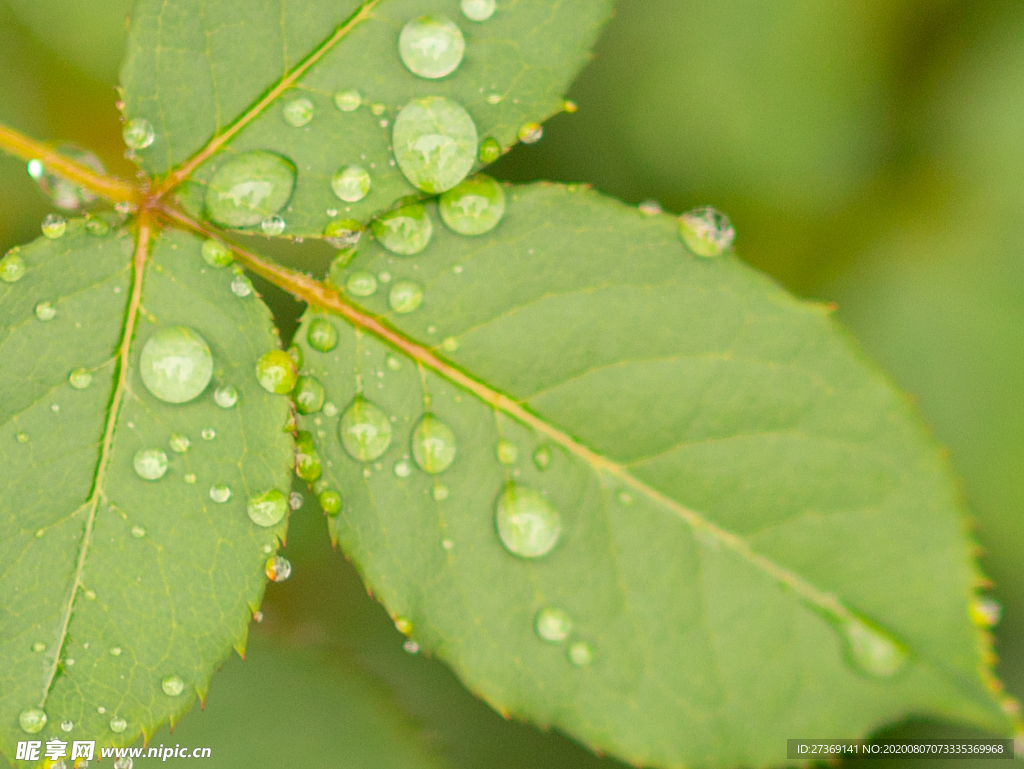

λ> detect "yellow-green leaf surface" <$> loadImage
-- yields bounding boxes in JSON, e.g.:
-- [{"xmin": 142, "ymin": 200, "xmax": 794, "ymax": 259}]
[
  {"xmin": 0, "ymin": 222, "xmax": 294, "ymax": 763},
  {"xmin": 294, "ymin": 184, "xmax": 1011, "ymax": 768},
  {"xmin": 120, "ymin": 0, "xmax": 612, "ymax": 236}
]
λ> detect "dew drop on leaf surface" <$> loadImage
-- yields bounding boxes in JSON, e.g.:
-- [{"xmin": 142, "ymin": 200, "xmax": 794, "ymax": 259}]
[
  {"xmin": 535, "ymin": 607, "xmax": 572, "ymax": 643},
  {"xmin": 372, "ymin": 202, "xmax": 434, "ymax": 255},
  {"xmin": 331, "ymin": 165, "xmax": 372, "ymax": 202},
  {"xmin": 109, "ymin": 716, "xmax": 127, "ymax": 733},
  {"xmin": 29, "ymin": 145, "xmax": 105, "ymax": 210},
  {"xmin": 214, "ymin": 385, "xmax": 238, "ymax": 408},
  {"xmin": 68, "ymin": 368, "xmax": 92, "ymax": 389},
  {"xmin": 495, "ymin": 484, "xmax": 562, "ymax": 559},
  {"xmin": 306, "ymin": 318, "xmax": 339, "ymax": 352},
  {"xmin": 265, "ymin": 555, "xmax": 292, "ymax": 582},
  {"xmin": 113, "ymin": 757, "xmax": 133, "ymax": 769},
  {"xmin": 122, "ymin": 117, "xmax": 155, "ymax": 150},
  {"xmin": 319, "ymin": 489, "xmax": 342, "ymax": 514},
  {"xmin": 518, "ymin": 122, "xmax": 543, "ymax": 145},
  {"xmin": 139, "ymin": 326, "xmax": 214, "ymax": 404},
  {"xmin": 18, "ymin": 708, "xmax": 46, "ymax": 734},
  {"xmin": 34, "ymin": 301, "xmax": 56, "ymax": 321},
  {"xmin": 478, "ymin": 137, "xmax": 501, "ymax": 164},
  {"xmin": 340, "ymin": 397, "xmax": 393, "ymax": 462},
  {"xmin": 345, "ymin": 271, "xmax": 378, "ymax": 297},
  {"xmin": 169, "ymin": 433, "xmax": 190, "ymax": 453},
  {"xmin": 161, "ymin": 674, "xmax": 185, "ymax": 697},
  {"xmin": 970, "ymin": 597, "xmax": 1002, "ymax": 627},
  {"xmin": 439, "ymin": 174, "xmax": 506, "ymax": 235},
  {"xmin": 59, "ymin": 719, "xmax": 73, "ymax": 732},
  {"xmin": 209, "ymin": 484, "xmax": 232, "ymax": 503},
  {"xmin": 399, "ymin": 17, "xmax": 466, "ymax": 79},
  {"xmin": 496, "ymin": 439, "xmax": 518, "ymax": 465},
  {"xmin": 204, "ymin": 150, "xmax": 296, "ymax": 228},
  {"xmin": 323, "ymin": 218, "xmax": 363, "ymax": 249},
  {"xmin": 133, "ymin": 448, "xmax": 168, "ymax": 480},
  {"xmin": 201, "ymin": 238, "xmax": 233, "ymax": 267},
  {"xmin": 248, "ymin": 489, "xmax": 288, "ymax": 527},
  {"xmin": 532, "ymin": 444, "xmax": 552, "ymax": 470},
  {"xmin": 568, "ymin": 641, "xmax": 593, "ymax": 666},
  {"xmin": 334, "ymin": 89, "xmax": 361, "ymax": 112},
  {"xmin": 261, "ymin": 214, "xmax": 286, "ymax": 236},
  {"xmin": 230, "ymin": 274, "xmax": 254, "ymax": 297},
  {"xmin": 388, "ymin": 279, "xmax": 424, "ymax": 314},
  {"xmin": 41, "ymin": 213, "xmax": 66, "ymax": 239},
  {"xmin": 461, "ymin": 0, "xmax": 496, "ymax": 22},
  {"xmin": 842, "ymin": 617, "xmax": 907, "ymax": 678},
  {"xmin": 256, "ymin": 350, "xmax": 298, "ymax": 394},
  {"xmin": 678, "ymin": 206, "xmax": 735, "ymax": 257},
  {"xmin": 282, "ymin": 97, "xmax": 314, "ymax": 127},
  {"xmin": 0, "ymin": 250, "xmax": 26, "ymax": 282},
  {"xmin": 293, "ymin": 375, "xmax": 325, "ymax": 414},
  {"xmin": 392, "ymin": 97, "xmax": 478, "ymax": 194},
  {"xmin": 411, "ymin": 414, "xmax": 457, "ymax": 474}
]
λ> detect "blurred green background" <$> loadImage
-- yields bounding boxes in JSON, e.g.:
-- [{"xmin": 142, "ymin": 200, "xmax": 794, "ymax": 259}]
[{"xmin": 1, "ymin": 0, "xmax": 1022, "ymax": 766}]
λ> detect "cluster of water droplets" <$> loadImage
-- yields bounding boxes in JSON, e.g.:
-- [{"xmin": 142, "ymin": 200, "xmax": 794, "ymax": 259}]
[{"xmin": 27, "ymin": 146, "xmax": 106, "ymax": 210}]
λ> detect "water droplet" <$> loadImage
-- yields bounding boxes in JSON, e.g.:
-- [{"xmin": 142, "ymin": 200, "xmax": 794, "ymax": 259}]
[
  {"xmin": 334, "ymin": 89, "xmax": 362, "ymax": 112},
  {"xmin": 16, "ymin": 431, "xmax": 29, "ymax": 443},
  {"xmin": 385, "ymin": 355, "xmax": 402, "ymax": 371},
  {"xmin": 202, "ymin": 238, "xmax": 233, "ymax": 267},
  {"xmin": 294, "ymin": 375, "xmax": 325, "ymax": 414},
  {"xmin": 29, "ymin": 146, "xmax": 106, "ymax": 210},
  {"xmin": 442, "ymin": 538, "xmax": 454, "ymax": 549},
  {"xmin": 214, "ymin": 385, "xmax": 238, "ymax": 408},
  {"xmin": 331, "ymin": 165, "xmax": 372, "ymax": 202},
  {"xmin": 229, "ymin": 274, "xmax": 254, "ymax": 298},
  {"xmin": 842, "ymin": 617, "xmax": 907, "ymax": 678},
  {"xmin": 306, "ymin": 318, "xmax": 339, "ymax": 352},
  {"xmin": 478, "ymin": 137, "xmax": 501, "ymax": 164},
  {"xmin": 486, "ymin": 93, "xmax": 502, "ymax": 105},
  {"xmin": 262, "ymin": 554, "xmax": 292, "ymax": 583},
  {"xmin": 184, "ymin": 473, "xmax": 197, "ymax": 484},
  {"xmin": 495, "ymin": 484, "xmax": 561, "ymax": 559},
  {"xmin": 970, "ymin": 597, "xmax": 1002, "ymax": 628},
  {"xmin": 86, "ymin": 215, "xmax": 110, "ymax": 235},
  {"xmin": 461, "ymin": 0, "xmax": 496, "ymax": 22},
  {"xmin": 323, "ymin": 218, "xmax": 363, "ymax": 249},
  {"xmin": 140, "ymin": 326, "xmax": 214, "ymax": 404},
  {"xmin": 393, "ymin": 97, "xmax": 478, "ymax": 193},
  {"xmin": 282, "ymin": 97, "xmax": 314, "ymax": 127},
  {"xmin": 678, "ymin": 206, "xmax": 735, "ymax": 257},
  {"xmin": 323, "ymin": 402, "xmax": 338, "ymax": 417},
  {"xmin": 295, "ymin": 432, "xmax": 322, "ymax": 482},
  {"xmin": 261, "ymin": 214, "xmax": 286, "ymax": 236},
  {"xmin": 287, "ymin": 347, "xmax": 304, "ymax": 372},
  {"xmin": 563, "ymin": 100, "xmax": 578, "ymax": 114},
  {"xmin": 412, "ymin": 414, "xmax": 457, "ymax": 474},
  {"xmin": 568, "ymin": 641, "xmax": 593, "ymax": 666},
  {"xmin": 51, "ymin": 403, "xmax": 60, "ymax": 412},
  {"xmin": 205, "ymin": 150, "xmax": 296, "ymax": 229},
  {"xmin": 399, "ymin": 16, "xmax": 465, "ymax": 79},
  {"xmin": 113, "ymin": 757, "xmax": 133, "ymax": 769},
  {"xmin": 123, "ymin": 117, "xmax": 155, "ymax": 149},
  {"xmin": 109, "ymin": 647, "xmax": 122, "ymax": 656},
  {"xmin": 253, "ymin": 610, "xmax": 264, "ymax": 622},
  {"xmin": 439, "ymin": 174, "xmax": 506, "ymax": 235},
  {"xmin": 372, "ymin": 202, "xmax": 434, "ymax": 255},
  {"xmin": 202, "ymin": 428, "xmax": 216, "ymax": 440},
  {"xmin": 346, "ymin": 271, "xmax": 378, "ymax": 297},
  {"xmin": 403, "ymin": 639, "xmax": 420, "ymax": 654},
  {"xmin": 210, "ymin": 484, "xmax": 232, "ymax": 503},
  {"xmin": 169, "ymin": 433, "xmax": 190, "ymax": 453},
  {"xmin": 248, "ymin": 489, "xmax": 288, "ymax": 527},
  {"xmin": 378, "ymin": 271, "xmax": 392, "ymax": 283},
  {"xmin": 41, "ymin": 213, "xmax": 66, "ymax": 239},
  {"xmin": 69, "ymin": 368, "xmax": 92, "ymax": 389},
  {"xmin": 319, "ymin": 489, "xmax": 342, "ymax": 514},
  {"xmin": 440, "ymin": 336, "xmax": 459, "ymax": 352},
  {"xmin": 518, "ymin": 122, "xmax": 543, "ymax": 144},
  {"xmin": 60, "ymin": 719, "xmax": 74, "ymax": 732},
  {"xmin": 33, "ymin": 301, "xmax": 57, "ymax": 324},
  {"xmin": 32, "ymin": 641, "xmax": 45, "ymax": 652},
  {"xmin": 496, "ymin": 439, "xmax": 518, "ymax": 464},
  {"xmin": 393, "ymin": 458, "xmax": 413, "ymax": 477},
  {"xmin": 133, "ymin": 448, "xmax": 168, "ymax": 480},
  {"xmin": 131, "ymin": 525, "xmax": 145, "ymax": 538},
  {"xmin": 256, "ymin": 349, "xmax": 299, "ymax": 394},
  {"xmin": 388, "ymin": 279, "xmax": 424, "ymax": 314},
  {"xmin": 0, "ymin": 250, "xmax": 26, "ymax": 282},
  {"xmin": 289, "ymin": 491, "xmax": 304, "ymax": 510},
  {"xmin": 532, "ymin": 445, "xmax": 552, "ymax": 470},
  {"xmin": 638, "ymin": 199, "xmax": 662, "ymax": 216},
  {"xmin": 432, "ymin": 484, "xmax": 449, "ymax": 501},
  {"xmin": 109, "ymin": 716, "xmax": 127, "ymax": 733},
  {"xmin": 19, "ymin": 708, "xmax": 46, "ymax": 734},
  {"xmin": 535, "ymin": 607, "xmax": 572, "ymax": 642},
  {"xmin": 161, "ymin": 674, "xmax": 185, "ymax": 697},
  {"xmin": 340, "ymin": 397, "xmax": 393, "ymax": 461}
]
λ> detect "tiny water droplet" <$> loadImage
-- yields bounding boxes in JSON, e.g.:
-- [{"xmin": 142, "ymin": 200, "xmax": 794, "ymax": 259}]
[
  {"xmin": 393, "ymin": 97, "xmax": 478, "ymax": 194},
  {"xmin": 113, "ymin": 756, "xmax": 133, "ymax": 769},
  {"xmin": 441, "ymin": 336, "xmax": 459, "ymax": 352},
  {"xmin": 567, "ymin": 641, "xmax": 593, "ymax": 666},
  {"xmin": 214, "ymin": 385, "xmax": 238, "ymax": 408},
  {"xmin": 60, "ymin": 719, "xmax": 74, "ymax": 732},
  {"xmin": 265, "ymin": 555, "xmax": 292, "ymax": 582},
  {"xmin": 679, "ymin": 206, "xmax": 735, "ymax": 257},
  {"xmin": 248, "ymin": 489, "xmax": 288, "ymax": 527},
  {"xmin": 385, "ymin": 355, "xmax": 402, "ymax": 371},
  {"xmin": 377, "ymin": 271, "xmax": 392, "ymax": 283},
  {"xmin": 440, "ymin": 174, "xmax": 506, "ymax": 235},
  {"xmin": 0, "ymin": 250, "xmax": 26, "ymax": 283},
  {"xmin": 340, "ymin": 397, "xmax": 393, "ymax": 461},
  {"xmin": 331, "ymin": 165, "xmax": 372, "ymax": 202},
  {"xmin": 109, "ymin": 716, "xmax": 127, "ymax": 733},
  {"xmin": 169, "ymin": 433, "xmax": 190, "ymax": 453},
  {"xmin": 334, "ymin": 89, "xmax": 362, "ymax": 112},
  {"xmin": 122, "ymin": 117, "xmax": 155, "ymax": 149},
  {"xmin": 306, "ymin": 318, "xmax": 339, "ymax": 352},
  {"xmin": 32, "ymin": 641, "xmax": 45, "ymax": 652},
  {"xmin": 289, "ymin": 491, "xmax": 304, "ymax": 510},
  {"xmin": 535, "ymin": 607, "xmax": 572, "ymax": 642},
  {"xmin": 970, "ymin": 597, "xmax": 1002, "ymax": 628},
  {"xmin": 518, "ymin": 122, "xmax": 543, "ymax": 144},
  {"xmin": 638, "ymin": 199, "xmax": 662, "ymax": 216},
  {"xmin": 35, "ymin": 301, "xmax": 57, "ymax": 321},
  {"xmin": 412, "ymin": 414, "xmax": 457, "ymax": 474},
  {"xmin": 563, "ymin": 100, "xmax": 578, "ymax": 114},
  {"xmin": 110, "ymin": 647, "xmax": 122, "ymax": 656},
  {"xmin": 205, "ymin": 150, "xmax": 296, "ymax": 229},
  {"xmin": 261, "ymin": 214, "xmax": 286, "ymax": 236},
  {"xmin": 478, "ymin": 137, "xmax": 501, "ymax": 164},
  {"xmin": 442, "ymin": 538, "xmax": 454, "ymax": 550},
  {"xmin": 403, "ymin": 639, "xmax": 420, "ymax": 654},
  {"xmin": 388, "ymin": 280, "xmax": 424, "ymax": 314},
  {"xmin": 842, "ymin": 617, "xmax": 907, "ymax": 678},
  {"xmin": 496, "ymin": 439, "xmax": 518, "ymax": 464},
  {"xmin": 140, "ymin": 326, "xmax": 214, "ymax": 404},
  {"xmin": 432, "ymin": 484, "xmax": 449, "ymax": 501},
  {"xmin": 461, "ymin": 0, "xmax": 496, "ymax": 21},
  {"xmin": 184, "ymin": 473, "xmax": 197, "ymax": 484},
  {"xmin": 399, "ymin": 16, "xmax": 465, "ymax": 79},
  {"xmin": 294, "ymin": 375, "xmax": 325, "ymax": 414},
  {"xmin": 253, "ymin": 610, "xmax": 264, "ymax": 622},
  {"xmin": 394, "ymin": 458, "xmax": 413, "ymax": 477},
  {"xmin": 41, "ymin": 213, "xmax": 67, "ymax": 239},
  {"xmin": 231, "ymin": 274, "xmax": 254, "ymax": 297},
  {"xmin": 16, "ymin": 431, "xmax": 29, "ymax": 443},
  {"xmin": 201, "ymin": 238, "xmax": 233, "ymax": 267},
  {"xmin": 69, "ymin": 368, "xmax": 93, "ymax": 389},
  {"xmin": 84, "ymin": 589, "xmax": 96, "ymax": 599},
  {"xmin": 282, "ymin": 97, "xmax": 315, "ymax": 127},
  {"xmin": 532, "ymin": 445, "xmax": 552, "ymax": 470},
  {"xmin": 161, "ymin": 674, "xmax": 185, "ymax": 696},
  {"xmin": 256, "ymin": 350, "xmax": 298, "ymax": 394},
  {"xmin": 131, "ymin": 525, "xmax": 145, "ymax": 538},
  {"xmin": 346, "ymin": 271, "xmax": 378, "ymax": 297},
  {"xmin": 201, "ymin": 427, "xmax": 216, "ymax": 440},
  {"xmin": 323, "ymin": 402, "xmax": 339, "ymax": 417},
  {"xmin": 133, "ymin": 448, "xmax": 168, "ymax": 480},
  {"xmin": 295, "ymin": 432, "xmax": 322, "ymax": 482},
  {"xmin": 372, "ymin": 202, "xmax": 434, "ymax": 255},
  {"xmin": 19, "ymin": 708, "xmax": 46, "ymax": 734},
  {"xmin": 495, "ymin": 484, "xmax": 561, "ymax": 558},
  {"xmin": 51, "ymin": 403, "xmax": 60, "ymax": 412},
  {"xmin": 210, "ymin": 484, "xmax": 232, "ymax": 503},
  {"xmin": 319, "ymin": 489, "xmax": 342, "ymax": 514}
]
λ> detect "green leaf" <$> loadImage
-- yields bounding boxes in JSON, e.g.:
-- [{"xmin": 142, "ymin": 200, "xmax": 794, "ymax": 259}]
[
  {"xmin": 293, "ymin": 183, "xmax": 1011, "ymax": 768},
  {"xmin": 119, "ymin": 0, "xmax": 612, "ymax": 236},
  {"xmin": 0, "ymin": 221, "xmax": 294, "ymax": 758}
]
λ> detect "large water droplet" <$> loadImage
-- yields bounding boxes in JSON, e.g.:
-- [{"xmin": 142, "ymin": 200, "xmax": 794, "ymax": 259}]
[
  {"xmin": 372, "ymin": 202, "xmax": 434, "ymax": 255},
  {"xmin": 256, "ymin": 350, "xmax": 298, "ymax": 394},
  {"xmin": 201, "ymin": 238, "xmax": 233, "ymax": 268},
  {"xmin": 393, "ymin": 97, "xmax": 478, "ymax": 194},
  {"xmin": 214, "ymin": 385, "xmax": 238, "ymax": 408},
  {"xmin": 307, "ymin": 318, "xmax": 339, "ymax": 352},
  {"xmin": 205, "ymin": 151, "xmax": 296, "ymax": 229},
  {"xmin": 535, "ymin": 607, "xmax": 572, "ymax": 642},
  {"xmin": 295, "ymin": 431, "xmax": 322, "ymax": 482},
  {"xmin": 319, "ymin": 489, "xmax": 342, "ymax": 514},
  {"xmin": 970, "ymin": 597, "xmax": 1002, "ymax": 628},
  {"xmin": 294, "ymin": 375, "xmax": 325, "ymax": 414},
  {"xmin": 842, "ymin": 617, "xmax": 907, "ymax": 678},
  {"xmin": 248, "ymin": 489, "xmax": 288, "ymax": 527},
  {"xmin": 399, "ymin": 17, "xmax": 465, "ymax": 79},
  {"xmin": 412, "ymin": 414, "xmax": 457, "ymax": 474},
  {"xmin": 19, "ymin": 708, "xmax": 46, "ymax": 734},
  {"xmin": 29, "ymin": 145, "xmax": 105, "ymax": 210},
  {"xmin": 69, "ymin": 368, "xmax": 93, "ymax": 390},
  {"xmin": 140, "ymin": 326, "xmax": 214, "ymax": 404},
  {"xmin": 123, "ymin": 117, "xmax": 155, "ymax": 150},
  {"xmin": 334, "ymin": 89, "xmax": 362, "ymax": 112},
  {"xmin": 439, "ymin": 174, "xmax": 506, "ymax": 235},
  {"xmin": 109, "ymin": 716, "xmax": 127, "ymax": 733},
  {"xmin": 346, "ymin": 271, "xmax": 378, "ymax": 297},
  {"xmin": 161, "ymin": 674, "xmax": 185, "ymax": 696},
  {"xmin": 461, "ymin": 0, "xmax": 496, "ymax": 22},
  {"xmin": 0, "ymin": 249, "xmax": 26, "ymax": 283},
  {"xmin": 42, "ymin": 214, "xmax": 67, "ymax": 239},
  {"xmin": 331, "ymin": 165, "xmax": 372, "ymax": 202},
  {"xmin": 169, "ymin": 433, "xmax": 190, "ymax": 453},
  {"xmin": 323, "ymin": 219, "xmax": 363, "ymax": 249},
  {"xmin": 261, "ymin": 214, "xmax": 286, "ymax": 236},
  {"xmin": 133, "ymin": 448, "xmax": 168, "ymax": 480},
  {"xmin": 518, "ymin": 122, "xmax": 543, "ymax": 144},
  {"xmin": 388, "ymin": 279, "xmax": 424, "ymax": 314},
  {"xmin": 678, "ymin": 206, "xmax": 735, "ymax": 257},
  {"xmin": 495, "ymin": 484, "xmax": 561, "ymax": 559},
  {"xmin": 567, "ymin": 641, "xmax": 593, "ymax": 666},
  {"xmin": 340, "ymin": 397, "xmax": 393, "ymax": 461},
  {"xmin": 282, "ymin": 97, "xmax": 314, "ymax": 127},
  {"xmin": 265, "ymin": 555, "xmax": 292, "ymax": 582},
  {"xmin": 496, "ymin": 439, "xmax": 518, "ymax": 465}
]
